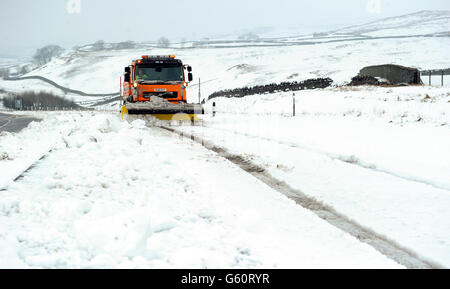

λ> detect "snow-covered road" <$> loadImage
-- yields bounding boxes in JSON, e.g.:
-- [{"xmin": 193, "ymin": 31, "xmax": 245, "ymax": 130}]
[{"xmin": 0, "ymin": 112, "xmax": 402, "ymax": 268}]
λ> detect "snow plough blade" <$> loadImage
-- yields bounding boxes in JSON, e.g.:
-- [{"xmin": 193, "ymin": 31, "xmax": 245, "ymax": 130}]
[{"xmin": 121, "ymin": 102, "xmax": 204, "ymax": 121}]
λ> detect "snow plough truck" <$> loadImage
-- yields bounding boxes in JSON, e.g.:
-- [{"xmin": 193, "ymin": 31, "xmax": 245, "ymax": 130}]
[{"xmin": 121, "ymin": 55, "xmax": 203, "ymax": 121}]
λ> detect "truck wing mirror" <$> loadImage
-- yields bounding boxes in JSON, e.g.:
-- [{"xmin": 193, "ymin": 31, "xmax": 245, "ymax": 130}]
[
  {"xmin": 187, "ymin": 66, "xmax": 192, "ymax": 72},
  {"xmin": 188, "ymin": 72, "xmax": 193, "ymax": 82},
  {"xmin": 124, "ymin": 73, "xmax": 130, "ymax": 82},
  {"xmin": 125, "ymin": 67, "xmax": 130, "ymax": 73}
]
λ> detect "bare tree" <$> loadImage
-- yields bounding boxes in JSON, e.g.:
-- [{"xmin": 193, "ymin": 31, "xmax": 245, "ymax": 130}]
[
  {"xmin": 2, "ymin": 91, "xmax": 81, "ymax": 110},
  {"xmin": 93, "ymin": 40, "xmax": 105, "ymax": 51},
  {"xmin": 180, "ymin": 37, "xmax": 187, "ymax": 49},
  {"xmin": 157, "ymin": 37, "xmax": 170, "ymax": 48},
  {"xmin": 33, "ymin": 45, "xmax": 65, "ymax": 66},
  {"xmin": 115, "ymin": 41, "xmax": 135, "ymax": 49},
  {"xmin": 238, "ymin": 32, "xmax": 260, "ymax": 41},
  {"xmin": 20, "ymin": 65, "xmax": 30, "ymax": 76},
  {"xmin": 0, "ymin": 68, "xmax": 9, "ymax": 79}
]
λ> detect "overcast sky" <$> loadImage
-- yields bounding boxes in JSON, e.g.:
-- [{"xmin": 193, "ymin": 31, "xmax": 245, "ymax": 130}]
[{"xmin": 0, "ymin": 0, "xmax": 449, "ymax": 57}]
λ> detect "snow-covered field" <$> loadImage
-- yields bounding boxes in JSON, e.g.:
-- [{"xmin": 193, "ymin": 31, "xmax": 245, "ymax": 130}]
[
  {"xmin": 0, "ymin": 112, "xmax": 402, "ymax": 268},
  {"xmin": 202, "ymin": 85, "xmax": 450, "ymax": 188},
  {"xmin": 1, "ymin": 10, "xmax": 450, "ymax": 268},
  {"xmin": 333, "ymin": 10, "xmax": 450, "ymax": 37},
  {"xmin": 0, "ymin": 57, "xmax": 21, "ymax": 68},
  {"xmin": 178, "ymin": 84, "xmax": 450, "ymax": 267}
]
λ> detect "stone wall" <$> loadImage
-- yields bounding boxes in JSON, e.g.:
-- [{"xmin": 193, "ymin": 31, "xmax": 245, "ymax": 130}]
[{"xmin": 208, "ymin": 78, "xmax": 333, "ymax": 100}]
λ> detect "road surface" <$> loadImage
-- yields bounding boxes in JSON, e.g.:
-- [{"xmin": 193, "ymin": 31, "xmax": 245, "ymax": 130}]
[{"xmin": 0, "ymin": 112, "xmax": 40, "ymax": 133}]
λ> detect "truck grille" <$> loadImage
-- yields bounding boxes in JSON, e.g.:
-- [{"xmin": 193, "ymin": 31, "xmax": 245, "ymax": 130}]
[{"xmin": 142, "ymin": 91, "xmax": 178, "ymax": 99}]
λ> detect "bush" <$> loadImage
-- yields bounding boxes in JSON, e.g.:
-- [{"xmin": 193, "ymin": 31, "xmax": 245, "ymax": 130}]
[
  {"xmin": 238, "ymin": 32, "xmax": 260, "ymax": 41},
  {"xmin": 157, "ymin": 37, "xmax": 170, "ymax": 48},
  {"xmin": 115, "ymin": 41, "xmax": 135, "ymax": 50},
  {"xmin": 93, "ymin": 40, "xmax": 105, "ymax": 51},
  {"xmin": 0, "ymin": 68, "xmax": 9, "ymax": 78},
  {"xmin": 33, "ymin": 45, "xmax": 65, "ymax": 66},
  {"xmin": 2, "ymin": 91, "xmax": 82, "ymax": 110}
]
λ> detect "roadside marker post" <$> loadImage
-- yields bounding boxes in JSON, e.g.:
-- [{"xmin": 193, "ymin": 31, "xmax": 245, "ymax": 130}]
[{"xmin": 293, "ymin": 93, "xmax": 296, "ymax": 117}]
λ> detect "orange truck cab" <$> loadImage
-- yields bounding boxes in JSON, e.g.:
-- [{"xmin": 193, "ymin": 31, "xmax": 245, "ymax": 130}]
[{"xmin": 122, "ymin": 55, "xmax": 193, "ymax": 104}]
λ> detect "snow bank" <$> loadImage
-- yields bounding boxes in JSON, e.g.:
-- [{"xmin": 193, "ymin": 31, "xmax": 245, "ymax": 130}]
[
  {"xmin": 0, "ymin": 112, "xmax": 401, "ymax": 268},
  {"xmin": 0, "ymin": 112, "xmax": 80, "ymax": 190},
  {"xmin": 202, "ymin": 86, "xmax": 450, "ymax": 190},
  {"xmin": 178, "ymin": 85, "xmax": 450, "ymax": 267}
]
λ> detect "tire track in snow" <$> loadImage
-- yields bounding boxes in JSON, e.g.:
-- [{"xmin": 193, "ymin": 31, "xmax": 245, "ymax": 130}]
[
  {"xmin": 0, "ymin": 128, "xmax": 78, "ymax": 191},
  {"xmin": 200, "ymin": 124, "xmax": 450, "ymax": 192},
  {"xmin": 0, "ymin": 148, "xmax": 54, "ymax": 192},
  {"xmin": 159, "ymin": 125, "xmax": 443, "ymax": 269}
]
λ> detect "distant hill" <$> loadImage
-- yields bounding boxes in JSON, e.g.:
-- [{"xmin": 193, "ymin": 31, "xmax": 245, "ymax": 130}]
[{"xmin": 331, "ymin": 10, "xmax": 450, "ymax": 36}]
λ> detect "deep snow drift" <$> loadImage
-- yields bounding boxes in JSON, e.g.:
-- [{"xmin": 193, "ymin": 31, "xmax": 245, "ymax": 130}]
[
  {"xmin": 0, "ymin": 112, "xmax": 402, "ymax": 268},
  {"xmin": 179, "ymin": 84, "xmax": 450, "ymax": 267}
]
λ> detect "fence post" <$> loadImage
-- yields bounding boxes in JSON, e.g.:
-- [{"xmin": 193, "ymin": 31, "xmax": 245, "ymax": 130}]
[
  {"xmin": 212, "ymin": 102, "xmax": 216, "ymax": 117},
  {"xmin": 442, "ymin": 70, "xmax": 444, "ymax": 87},
  {"xmin": 293, "ymin": 93, "xmax": 296, "ymax": 117},
  {"xmin": 429, "ymin": 70, "xmax": 432, "ymax": 86}
]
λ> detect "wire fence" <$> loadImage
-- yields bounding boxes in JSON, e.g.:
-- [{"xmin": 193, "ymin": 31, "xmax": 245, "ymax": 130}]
[{"xmin": 420, "ymin": 70, "xmax": 450, "ymax": 87}]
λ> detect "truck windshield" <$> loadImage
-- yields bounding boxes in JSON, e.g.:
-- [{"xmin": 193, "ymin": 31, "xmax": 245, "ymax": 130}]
[{"xmin": 134, "ymin": 65, "xmax": 183, "ymax": 82}]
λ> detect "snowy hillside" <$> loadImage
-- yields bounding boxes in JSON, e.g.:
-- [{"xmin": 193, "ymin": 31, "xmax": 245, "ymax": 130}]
[
  {"xmin": 332, "ymin": 10, "xmax": 450, "ymax": 36},
  {"xmin": 0, "ymin": 57, "xmax": 21, "ymax": 68},
  {"xmin": 1, "ymin": 36, "xmax": 449, "ymax": 105},
  {"xmin": 0, "ymin": 11, "xmax": 448, "ymax": 109},
  {"xmin": 0, "ymin": 11, "xmax": 448, "ymax": 107}
]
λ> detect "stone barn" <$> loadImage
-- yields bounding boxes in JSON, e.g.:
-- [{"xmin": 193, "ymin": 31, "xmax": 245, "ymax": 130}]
[{"xmin": 358, "ymin": 64, "xmax": 422, "ymax": 85}]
